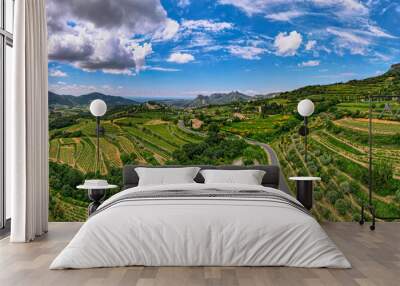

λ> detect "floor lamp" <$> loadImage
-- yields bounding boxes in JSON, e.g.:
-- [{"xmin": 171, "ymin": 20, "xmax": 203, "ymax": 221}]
[
  {"xmin": 360, "ymin": 94, "xmax": 400, "ymax": 230},
  {"xmin": 90, "ymin": 99, "xmax": 107, "ymax": 175},
  {"xmin": 297, "ymin": 99, "xmax": 315, "ymax": 163}
]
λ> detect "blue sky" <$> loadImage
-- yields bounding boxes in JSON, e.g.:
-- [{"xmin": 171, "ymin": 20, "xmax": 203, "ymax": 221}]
[{"xmin": 47, "ymin": 0, "xmax": 400, "ymax": 98}]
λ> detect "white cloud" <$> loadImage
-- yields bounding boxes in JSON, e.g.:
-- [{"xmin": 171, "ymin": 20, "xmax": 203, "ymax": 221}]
[
  {"xmin": 49, "ymin": 69, "xmax": 68, "ymax": 77},
  {"xmin": 49, "ymin": 83, "xmax": 104, "ymax": 96},
  {"xmin": 227, "ymin": 45, "xmax": 267, "ymax": 60},
  {"xmin": 265, "ymin": 10, "xmax": 305, "ymax": 21},
  {"xmin": 47, "ymin": 0, "xmax": 176, "ymax": 75},
  {"xmin": 181, "ymin": 19, "xmax": 233, "ymax": 32},
  {"xmin": 153, "ymin": 19, "xmax": 180, "ymax": 41},
  {"xmin": 132, "ymin": 43, "xmax": 153, "ymax": 73},
  {"xmin": 144, "ymin": 66, "xmax": 181, "ymax": 72},
  {"xmin": 326, "ymin": 27, "xmax": 370, "ymax": 55},
  {"xmin": 305, "ymin": 40, "xmax": 316, "ymax": 50},
  {"xmin": 312, "ymin": 0, "xmax": 369, "ymax": 17},
  {"xmin": 167, "ymin": 52, "xmax": 195, "ymax": 64},
  {"xmin": 218, "ymin": 0, "xmax": 369, "ymax": 19},
  {"xmin": 363, "ymin": 24, "xmax": 396, "ymax": 39},
  {"xmin": 218, "ymin": 0, "xmax": 270, "ymax": 16},
  {"xmin": 177, "ymin": 0, "xmax": 190, "ymax": 8},
  {"xmin": 373, "ymin": 52, "xmax": 391, "ymax": 62},
  {"xmin": 185, "ymin": 33, "xmax": 215, "ymax": 48},
  {"xmin": 315, "ymin": 72, "xmax": 357, "ymax": 79},
  {"xmin": 299, "ymin": 60, "xmax": 320, "ymax": 67},
  {"xmin": 274, "ymin": 31, "xmax": 303, "ymax": 56}
]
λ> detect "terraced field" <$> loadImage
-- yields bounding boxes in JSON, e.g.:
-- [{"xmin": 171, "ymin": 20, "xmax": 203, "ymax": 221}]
[
  {"xmin": 49, "ymin": 190, "xmax": 87, "ymax": 222},
  {"xmin": 49, "ymin": 115, "xmax": 203, "ymax": 174},
  {"xmin": 272, "ymin": 116, "xmax": 400, "ymax": 222},
  {"xmin": 335, "ymin": 118, "xmax": 400, "ymax": 134},
  {"xmin": 223, "ymin": 114, "xmax": 291, "ymax": 136},
  {"xmin": 337, "ymin": 102, "xmax": 400, "ymax": 113}
]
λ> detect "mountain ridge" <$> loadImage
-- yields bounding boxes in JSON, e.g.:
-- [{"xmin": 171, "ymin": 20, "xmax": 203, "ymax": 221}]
[{"xmin": 49, "ymin": 91, "xmax": 138, "ymax": 107}]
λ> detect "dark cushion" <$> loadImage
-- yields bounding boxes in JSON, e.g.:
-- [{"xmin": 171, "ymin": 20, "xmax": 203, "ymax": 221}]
[{"xmin": 123, "ymin": 165, "xmax": 280, "ymax": 190}]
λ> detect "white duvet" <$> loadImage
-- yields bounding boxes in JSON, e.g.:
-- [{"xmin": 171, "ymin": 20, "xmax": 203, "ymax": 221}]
[{"xmin": 50, "ymin": 183, "xmax": 351, "ymax": 269}]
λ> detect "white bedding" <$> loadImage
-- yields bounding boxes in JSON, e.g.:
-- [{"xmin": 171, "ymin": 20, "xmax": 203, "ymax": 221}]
[{"xmin": 50, "ymin": 183, "xmax": 351, "ymax": 269}]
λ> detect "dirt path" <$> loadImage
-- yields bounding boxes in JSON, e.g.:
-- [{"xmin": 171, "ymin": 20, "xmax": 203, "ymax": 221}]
[{"xmin": 177, "ymin": 120, "xmax": 206, "ymax": 137}]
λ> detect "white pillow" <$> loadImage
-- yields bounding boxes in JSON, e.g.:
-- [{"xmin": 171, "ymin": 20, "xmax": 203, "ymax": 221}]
[
  {"xmin": 135, "ymin": 167, "xmax": 200, "ymax": 186},
  {"xmin": 200, "ymin": 169, "xmax": 266, "ymax": 185}
]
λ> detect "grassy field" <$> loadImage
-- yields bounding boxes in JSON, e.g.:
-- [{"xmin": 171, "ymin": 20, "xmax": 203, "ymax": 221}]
[
  {"xmin": 221, "ymin": 114, "xmax": 293, "ymax": 141},
  {"xmin": 334, "ymin": 117, "xmax": 400, "ymax": 134}
]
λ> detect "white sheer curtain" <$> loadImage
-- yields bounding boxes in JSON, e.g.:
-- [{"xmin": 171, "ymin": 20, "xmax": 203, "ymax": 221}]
[{"xmin": 7, "ymin": 0, "xmax": 49, "ymax": 242}]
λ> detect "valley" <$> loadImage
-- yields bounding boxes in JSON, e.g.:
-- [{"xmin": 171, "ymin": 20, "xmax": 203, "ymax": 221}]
[{"xmin": 49, "ymin": 64, "xmax": 400, "ymax": 222}]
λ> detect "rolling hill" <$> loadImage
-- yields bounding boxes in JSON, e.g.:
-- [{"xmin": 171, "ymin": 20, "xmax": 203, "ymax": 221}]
[
  {"xmin": 49, "ymin": 91, "xmax": 139, "ymax": 107},
  {"xmin": 280, "ymin": 63, "xmax": 400, "ymax": 101}
]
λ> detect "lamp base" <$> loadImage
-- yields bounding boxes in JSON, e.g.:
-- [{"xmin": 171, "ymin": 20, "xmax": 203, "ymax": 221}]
[{"xmin": 87, "ymin": 189, "xmax": 106, "ymax": 215}]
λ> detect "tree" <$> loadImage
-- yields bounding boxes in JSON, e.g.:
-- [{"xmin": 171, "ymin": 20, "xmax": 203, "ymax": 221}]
[{"xmin": 120, "ymin": 153, "xmax": 137, "ymax": 165}]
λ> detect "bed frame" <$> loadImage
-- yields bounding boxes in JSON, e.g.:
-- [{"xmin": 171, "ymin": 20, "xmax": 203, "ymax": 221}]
[{"xmin": 123, "ymin": 165, "xmax": 280, "ymax": 190}]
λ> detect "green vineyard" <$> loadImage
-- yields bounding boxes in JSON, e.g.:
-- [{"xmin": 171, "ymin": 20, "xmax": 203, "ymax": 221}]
[{"xmin": 49, "ymin": 117, "xmax": 204, "ymax": 174}]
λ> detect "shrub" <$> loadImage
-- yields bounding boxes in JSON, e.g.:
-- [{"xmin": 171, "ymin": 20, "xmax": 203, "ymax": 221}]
[
  {"xmin": 327, "ymin": 181, "xmax": 336, "ymax": 191},
  {"xmin": 308, "ymin": 164, "xmax": 318, "ymax": 174},
  {"xmin": 349, "ymin": 181, "xmax": 361, "ymax": 194},
  {"xmin": 120, "ymin": 153, "xmax": 138, "ymax": 165},
  {"xmin": 327, "ymin": 167, "xmax": 337, "ymax": 177},
  {"xmin": 320, "ymin": 154, "xmax": 332, "ymax": 165},
  {"xmin": 326, "ymin": 190, "xmax": 342, "ymax": 204},
  {"xmin": 321, "ymin": 208, "xmax": 332, "ymax": 220},
  {"xmin": 298, "ymin": 167, "xmax": 308, "ymax": 176},
  {"xmin": 335, "ymin": 199, "xmax": 350, "ymax": 216},
  {"xmin": 314, "ymin": 190, "xmax": 323, "ymax": 201},
  {"xmin": 395, "ymin": 189, "xmax": 400, "ymax": 203},
  {"xmin": 339, "ymin": 181, "xmax": 351, "ymax": 194},
  {"xmin": 352, "ymin": 212, "xmax": 361, "ymax": 222}
]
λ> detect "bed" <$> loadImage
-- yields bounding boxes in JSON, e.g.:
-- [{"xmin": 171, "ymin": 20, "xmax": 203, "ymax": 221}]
[{"xmin": 50, "ymin": 165, "xmax": 351, "ymax": 269}]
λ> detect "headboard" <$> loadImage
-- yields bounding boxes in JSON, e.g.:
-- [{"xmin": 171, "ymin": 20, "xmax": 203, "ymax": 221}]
[{"xmin": 123, "ymin": 165, "xmax": 280, "ymax": 190}]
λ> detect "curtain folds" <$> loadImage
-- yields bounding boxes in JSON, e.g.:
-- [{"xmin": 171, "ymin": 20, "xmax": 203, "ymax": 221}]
[{"xmin": 8, "ymin": 0, "xmax": 49, "ymax": 242}]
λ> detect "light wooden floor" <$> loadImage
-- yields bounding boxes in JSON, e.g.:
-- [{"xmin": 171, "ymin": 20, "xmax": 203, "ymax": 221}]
[{"xmin": 0, "ymin": 222, "xmax": 398, "ymax": 286}]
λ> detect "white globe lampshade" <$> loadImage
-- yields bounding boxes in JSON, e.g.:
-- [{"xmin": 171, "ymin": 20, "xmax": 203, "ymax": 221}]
[
  {"xmin": 90, "ymin": 99, "xmax": 107, "ymax": 117},
  {"xmin": 297, "ymin": 99, "xmax": 315, "ymax": 117}
]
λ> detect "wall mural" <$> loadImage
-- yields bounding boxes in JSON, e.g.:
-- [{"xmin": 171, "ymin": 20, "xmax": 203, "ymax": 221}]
[{"xmin": 47, "ymin": 0, "xmax": 400, "ymax": 222}]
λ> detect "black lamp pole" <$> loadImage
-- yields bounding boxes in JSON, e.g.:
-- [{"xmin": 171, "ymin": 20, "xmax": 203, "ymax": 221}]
[
  {"xmin": 96, "ymin": 116, "xmax": 100, "ymax": 176},
  {"xmin": 304, "ymin": 116, "xmax": 308, "ymax": 163},
  {"xmin": 368, "ymin": 95, "xmax": 373, "ymax": 206}
]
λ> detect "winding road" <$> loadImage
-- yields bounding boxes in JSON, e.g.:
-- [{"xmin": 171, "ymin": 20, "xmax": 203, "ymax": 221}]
[
  {"xmin": 245, "ymin": 139, "xmax": 291, "ymax": 194},
  {"xmin": 177, "ymin": 121, "xmax": 291, "ymax": 194}
]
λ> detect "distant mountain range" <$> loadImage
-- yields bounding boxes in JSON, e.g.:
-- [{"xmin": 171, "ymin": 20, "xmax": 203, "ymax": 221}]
[
  {"xmin": 156, "ymin": 91, "xmax": 279, "ymax": 108},
  {"xmin": 49, "ymin": 90, "xmax": 279, "ymax": 108},
  {"xmin": 49, "ymin": 92, "xmax": 139, "ymax": 107},
  {"xmin": 187, "ymin": 91, "xmax": 251, "ymax": 107}
]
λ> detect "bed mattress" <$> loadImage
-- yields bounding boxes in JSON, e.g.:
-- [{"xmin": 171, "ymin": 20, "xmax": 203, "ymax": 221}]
[{"xmin": 50, "ymin": 183, "xmax": 351, "ymax": 269}]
